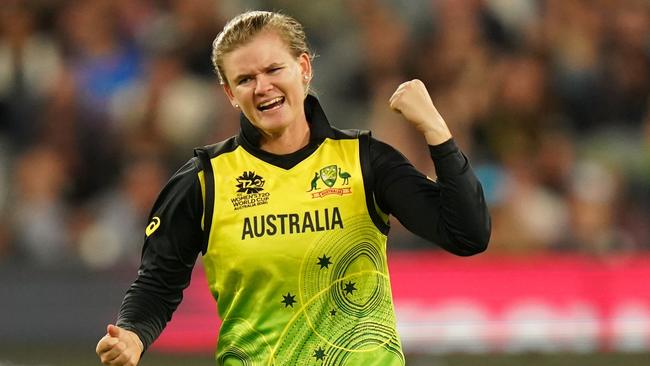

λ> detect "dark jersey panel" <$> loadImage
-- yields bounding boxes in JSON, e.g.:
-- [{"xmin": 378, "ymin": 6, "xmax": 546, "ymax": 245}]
[{"xmin": 116, "ymin": 158, "xmax": 204, "ymax": 350}]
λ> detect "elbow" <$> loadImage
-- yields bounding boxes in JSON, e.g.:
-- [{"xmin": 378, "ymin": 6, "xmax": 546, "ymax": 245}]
[
  {"xmin": 452, "ymin": 240, "xmax": 487, "ymax": 256},
  {"xmin": 464, "ymin": 217, "xmax": 491, "ymax": 256},
  {"xmin": 447, "ymin": 216, "xmax": 491, "ymax": 257},
  {"xmin": 461, "ymin": 233, "xmax": 490, "ymax": 256}
]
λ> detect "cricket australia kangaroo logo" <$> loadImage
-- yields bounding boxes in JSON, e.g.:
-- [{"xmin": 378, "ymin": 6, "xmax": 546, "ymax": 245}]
[
  {"xmin": 308, "ymin": 164, "xmax": 353, "ymax": 198},
  {"xmin": 231, "ymin": 171, "xmax": 270, "ymax": 210}
]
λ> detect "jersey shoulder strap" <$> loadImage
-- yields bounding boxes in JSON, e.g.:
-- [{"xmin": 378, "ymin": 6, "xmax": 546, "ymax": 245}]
[
  {"xmin": 336, "ymin": 129, "xmax": 389, "ymax": 234},
  {"xmin": 192, "ymin": 136, "xmax": 240, "ymax": 254},
  {"xmin": 193, "ymin": 147, "xmax": 214, "ymax": 254}
]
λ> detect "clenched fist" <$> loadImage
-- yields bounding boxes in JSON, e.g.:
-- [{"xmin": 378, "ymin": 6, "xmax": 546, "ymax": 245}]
[
  {"xmin": 96, "ymin": 324, "xmax": 143, "ymax": 366},
  {"xmin": 389, "ymin": 79, "xmax": 452, "ymax": 146}
]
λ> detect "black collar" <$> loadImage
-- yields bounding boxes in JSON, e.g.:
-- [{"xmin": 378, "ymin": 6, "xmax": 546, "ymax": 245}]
[
  {"xmin": 236, "ymin": 94, "xmax": 335, "ymax": 169},
  {"xmin": 238, "ymin": 94, "xmax": 335, "ymax": 148}
]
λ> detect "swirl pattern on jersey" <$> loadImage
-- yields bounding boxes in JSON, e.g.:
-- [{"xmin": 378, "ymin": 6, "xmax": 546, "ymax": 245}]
[
  {"xmin": 268, "ymin": 214, "xmax": 404, "ymax": 365},
  {"xmin": 217, "ymin": 318, "xmax": 271, "ymax": 365}
]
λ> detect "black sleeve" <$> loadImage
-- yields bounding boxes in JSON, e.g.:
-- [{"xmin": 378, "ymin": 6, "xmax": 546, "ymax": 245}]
[
  {"xmin": 115, "ymin": 158, "xmax": 204, "ymax": 351},
  {"xmin": 371, "ymin": 137, "xmax": 491, "ymax": 255}
]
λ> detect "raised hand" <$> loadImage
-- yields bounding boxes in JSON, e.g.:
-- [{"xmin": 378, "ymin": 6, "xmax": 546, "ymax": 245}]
[{"xmin": 389, "ymin": 79, "xmax": 452, "ymax": 145}]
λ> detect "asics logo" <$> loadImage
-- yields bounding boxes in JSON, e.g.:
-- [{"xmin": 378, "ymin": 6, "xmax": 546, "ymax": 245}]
[{"xmin": 146, "ymin": 217, "xmax": 161, "ymax": 237}]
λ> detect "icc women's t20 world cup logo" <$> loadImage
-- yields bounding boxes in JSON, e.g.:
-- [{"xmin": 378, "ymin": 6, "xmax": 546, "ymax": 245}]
[
  {"xmin": 231, "ymin": 171, "xmax": 270, "ymax": 210},
  {"xmin": 308, "ymin": 165, "xmax": 352, "ymax": 199}
]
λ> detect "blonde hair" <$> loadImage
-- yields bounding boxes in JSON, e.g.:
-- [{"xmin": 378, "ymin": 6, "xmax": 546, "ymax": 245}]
[{"xmin": 212, "ymin": 11, "xmax": 313, "ymax": 85}]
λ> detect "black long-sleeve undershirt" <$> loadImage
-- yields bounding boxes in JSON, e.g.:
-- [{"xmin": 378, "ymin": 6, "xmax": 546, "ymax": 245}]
[
  {"xmin": 372, "ymin": 138, "xmax": 490, "ymax": 255},
  {"xmin": 116, "ymin": 136, "xmax": 490, "ymax": 351}
]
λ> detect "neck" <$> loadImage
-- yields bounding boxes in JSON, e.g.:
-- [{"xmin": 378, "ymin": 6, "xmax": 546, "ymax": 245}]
[{"xmin": 259, "ymin": 118, "xmax": 310, "ymax": 154}]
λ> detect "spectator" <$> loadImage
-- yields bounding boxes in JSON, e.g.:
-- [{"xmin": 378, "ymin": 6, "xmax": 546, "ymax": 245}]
[{"xmin": 1, "ymin": 0, "xmax": 650, "ymax": 265}]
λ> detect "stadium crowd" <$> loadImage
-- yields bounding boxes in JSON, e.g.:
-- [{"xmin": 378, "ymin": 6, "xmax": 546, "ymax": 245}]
[{"xmin": 0, "ymin": 0, "xmax": 649, "ymax": 270}]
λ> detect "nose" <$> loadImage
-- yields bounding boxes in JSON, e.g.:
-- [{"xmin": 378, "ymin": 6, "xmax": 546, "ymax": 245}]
[{"xmin": 254, "ymin": 74, "xmax": 273, "ymax": 95}]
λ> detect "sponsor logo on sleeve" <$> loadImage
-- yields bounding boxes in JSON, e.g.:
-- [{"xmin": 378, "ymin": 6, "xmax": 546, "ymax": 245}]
[{"xmin": 145, "ymin": 216, "xmax": 161, "ymax": 237}]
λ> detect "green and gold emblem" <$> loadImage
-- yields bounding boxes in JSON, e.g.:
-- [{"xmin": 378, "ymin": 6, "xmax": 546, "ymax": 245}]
[{"xmin": 319, "ymin": 165, "xmax": 338, "ymax": 187}]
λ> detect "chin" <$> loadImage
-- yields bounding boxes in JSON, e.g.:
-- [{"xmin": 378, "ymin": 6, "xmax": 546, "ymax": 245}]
[
  {"xmin": 249, "ymin": 117, "xmax": 284, "ymax": 133},
  {"xmin": 255, "ymin": 112, "xmax": 293, "ymax": 131}
]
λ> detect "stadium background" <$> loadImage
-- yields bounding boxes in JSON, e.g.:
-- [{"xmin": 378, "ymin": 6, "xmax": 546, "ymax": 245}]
[{"xmin": 1, "ymin": 0, "xmax": 649, "ymax": 365}]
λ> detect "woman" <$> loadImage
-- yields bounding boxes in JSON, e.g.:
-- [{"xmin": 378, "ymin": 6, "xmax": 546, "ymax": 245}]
[{"xmin": 96, "ymin": 10, "xmax": 490, "ymax": 366}]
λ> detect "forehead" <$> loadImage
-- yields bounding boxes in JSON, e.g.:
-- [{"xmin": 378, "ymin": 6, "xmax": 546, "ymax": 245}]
[{"xmin": 223, "ymin": 31, "xmax": 294, "ymax": 78}]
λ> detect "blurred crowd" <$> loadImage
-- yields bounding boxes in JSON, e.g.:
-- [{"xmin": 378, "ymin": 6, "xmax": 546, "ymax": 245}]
[{"xmin": 0, "ymin": 0, "xmax": 648, "ymax": 270}]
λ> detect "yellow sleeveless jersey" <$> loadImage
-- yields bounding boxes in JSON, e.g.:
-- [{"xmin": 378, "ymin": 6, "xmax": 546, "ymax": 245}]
[{"xmin": 199, "ymin": 134, "xmax": 405, "ymax": 365}]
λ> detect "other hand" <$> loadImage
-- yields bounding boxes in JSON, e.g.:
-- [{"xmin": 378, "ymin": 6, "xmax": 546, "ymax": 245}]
[{"xmin": 96, "ymin": 324, "xmax": 143, "ymax": 366}]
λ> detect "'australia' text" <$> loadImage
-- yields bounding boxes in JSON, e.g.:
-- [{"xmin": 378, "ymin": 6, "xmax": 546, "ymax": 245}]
[{"xmin": 241, "ymin": 207, "xmax": 343, "ymax": 239}]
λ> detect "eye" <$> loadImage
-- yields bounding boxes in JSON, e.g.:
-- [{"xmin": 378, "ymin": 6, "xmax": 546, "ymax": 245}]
[
  {"xmin": 268, "ymin": 67, "xmax": 283, "ymax": 74},
  {"xmin": 237, "ymin": 77, "xmax": 252, "ymax": 85}
]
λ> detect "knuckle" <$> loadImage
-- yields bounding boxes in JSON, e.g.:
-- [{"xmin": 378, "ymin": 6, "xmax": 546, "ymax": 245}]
[{"xmin": 109, "ymin": 355, "xmax": 124, "ymax": 366}]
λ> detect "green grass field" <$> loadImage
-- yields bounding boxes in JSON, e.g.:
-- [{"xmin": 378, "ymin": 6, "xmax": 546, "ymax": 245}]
[{"xmin": 1, "ymin": 346, "xmax": 649, "ymax": 366}]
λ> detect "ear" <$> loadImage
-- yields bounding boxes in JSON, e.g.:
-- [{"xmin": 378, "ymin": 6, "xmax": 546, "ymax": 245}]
[
  {"xmin": 222, "ymin": 83, "xmax": 237, "ymax": 107},
  {"xmin": 298, "ymin": 53, "xmax": 312, "ymax": 81}
]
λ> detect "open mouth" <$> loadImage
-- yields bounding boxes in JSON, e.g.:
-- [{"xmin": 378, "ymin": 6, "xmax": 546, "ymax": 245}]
[{"xmin": 257, "ymin": 96, "xmax": 285, "ymax": 112}]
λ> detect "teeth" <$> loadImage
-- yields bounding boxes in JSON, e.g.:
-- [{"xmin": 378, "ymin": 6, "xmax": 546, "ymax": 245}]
[{"xmin": 259, "ymin": 97, "xmax": 283, "ymax": 108}]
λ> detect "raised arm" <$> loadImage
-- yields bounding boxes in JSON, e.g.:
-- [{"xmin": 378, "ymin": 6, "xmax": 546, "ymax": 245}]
[{"xmin": 373, "ymin": 80, "xmax": 490, "ymax": 255}]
